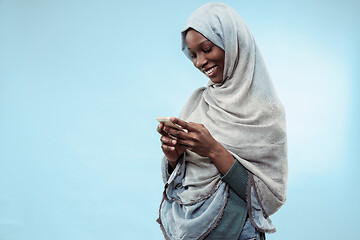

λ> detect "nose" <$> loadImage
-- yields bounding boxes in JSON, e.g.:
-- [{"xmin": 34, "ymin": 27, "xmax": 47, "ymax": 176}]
[{"xmin": 194, "ymin": 53, "xmax": 207, "ymax": 69}]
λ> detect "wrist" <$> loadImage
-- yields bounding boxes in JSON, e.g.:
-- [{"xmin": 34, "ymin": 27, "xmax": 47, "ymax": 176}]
[
  {"xmin": 208, "ymin": 142, "xmax": 235, "ymax": 176},
  {"xmin": 167, "ymin": 155, "xmax": 181, "ymax": 169},
  {"xmin": 208, "ymin": 141, "xmax": 227, "ymax": 160},
  {"xmin": 167, "ymin": 159, "xmax": 178, "ymax": 169}
]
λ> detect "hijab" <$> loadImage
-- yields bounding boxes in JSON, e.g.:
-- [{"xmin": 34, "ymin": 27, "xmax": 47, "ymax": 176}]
[
  {"xmin": 158, "ymin": 3, "xmax": 288, "ymax": 239},
  {"xmin": 179, "ymin": 2, "xmax": 288, "ymax": 217}
]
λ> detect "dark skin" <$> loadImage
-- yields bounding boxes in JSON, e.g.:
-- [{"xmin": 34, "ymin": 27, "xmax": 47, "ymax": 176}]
[
  {"xmin": 186, "ymin": 29, "xmax": 225, "ymax": 84},
  {"xmin": 157, "ymin": 118, "xmax": 235, "ymax": 175},
  {"xmin": 157, "ymin": 29, "xmax": 235, "ymax": 175}
]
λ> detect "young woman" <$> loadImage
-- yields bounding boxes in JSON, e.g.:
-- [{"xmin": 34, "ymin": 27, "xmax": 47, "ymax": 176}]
[{"xmin": 157, "ymin": 3, "xmax": 287, "ymax": 240}]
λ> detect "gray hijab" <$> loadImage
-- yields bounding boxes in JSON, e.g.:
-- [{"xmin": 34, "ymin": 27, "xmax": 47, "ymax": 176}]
[
  {"xmin": 179, "ymin": 2, "xmax": 288, "ymax": 216},
  {"xmin": 158, "ymin": 3, "xmax": 288, "ymax": 239}
]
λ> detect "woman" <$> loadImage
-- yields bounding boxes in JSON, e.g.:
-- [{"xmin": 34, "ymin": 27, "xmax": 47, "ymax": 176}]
[{"xmin": 157, "ymin": 3, "xmax": 287, "ymax": 240}]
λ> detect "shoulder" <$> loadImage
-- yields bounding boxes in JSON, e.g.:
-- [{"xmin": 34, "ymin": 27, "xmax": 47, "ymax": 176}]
[{"xmin": 179, "ymin": 87, "xmax": 207, "ymax": 119}]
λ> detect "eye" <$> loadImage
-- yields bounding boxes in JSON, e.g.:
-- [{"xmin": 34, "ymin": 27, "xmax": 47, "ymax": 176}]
[
  {"xmin": 190, "ymin": 53, "xmax": 197, "ymax": 59},
  {"xmin": 203, "ymin": 46, "xmax": 213, "ymax": 53}
]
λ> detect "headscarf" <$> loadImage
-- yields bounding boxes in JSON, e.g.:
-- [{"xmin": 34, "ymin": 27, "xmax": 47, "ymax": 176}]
[
  {"xmin": 179, "ymin": 2, "xmax": 288, "ymax": 217},
  {"xmin": 158, "ymin": 3, "xmax": 288, "ymax": 239}
]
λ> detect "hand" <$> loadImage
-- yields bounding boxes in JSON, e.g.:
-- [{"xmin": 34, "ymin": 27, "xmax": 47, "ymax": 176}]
[
  {"xmin": 162, "ymin": 117, "xmax": 218, "ymax": 158},
  {"xmin": 163, "ymin": 117, "xmax": 235, "ymax": 175},
  {"xmin": 157, "ymin": 122, "xmax": 186, "ymax": 168}
]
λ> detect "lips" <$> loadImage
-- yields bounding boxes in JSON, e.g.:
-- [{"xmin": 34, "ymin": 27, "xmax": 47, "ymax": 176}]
[{"xmin": 203, "ymin": 66, "xmax": 217, "ymax": 77}]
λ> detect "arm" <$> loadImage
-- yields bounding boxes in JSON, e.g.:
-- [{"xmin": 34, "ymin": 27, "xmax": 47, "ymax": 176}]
[
  {"xmin": 208, "ymin": 142, "xmax": 235, "ymax": 176},
  {"xmin": 221, "ymin": 160, "xmax": 248, "ymax": 201},
  {"xmin": 162, "ymin": 117, "xmax": 235, "ymax": 175},
  {"xmin": 160, "ymin": 117, "xmax": 248, "ymax": 200}
]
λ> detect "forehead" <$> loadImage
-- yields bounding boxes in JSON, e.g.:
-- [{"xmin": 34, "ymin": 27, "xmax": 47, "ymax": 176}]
[{"xmin": 185, "ymin": 29, "xmax": 212, "ymax": 49}]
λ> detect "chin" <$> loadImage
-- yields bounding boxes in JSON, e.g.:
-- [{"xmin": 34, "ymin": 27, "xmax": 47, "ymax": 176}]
[{"xmin": 211, "ymin": 78, "xmax": 222, "ymax": 83}]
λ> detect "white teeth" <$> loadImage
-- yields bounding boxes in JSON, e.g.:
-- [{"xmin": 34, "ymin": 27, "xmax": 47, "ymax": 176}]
[{"xmin": 205, "ymin": 67, "xmax": 215, "ymax": 75}]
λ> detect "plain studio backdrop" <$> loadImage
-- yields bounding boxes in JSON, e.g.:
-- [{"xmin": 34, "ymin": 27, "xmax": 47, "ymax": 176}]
[{"xmin": 0, "ymin": 0, "xmax": 359, "ymax": 239}]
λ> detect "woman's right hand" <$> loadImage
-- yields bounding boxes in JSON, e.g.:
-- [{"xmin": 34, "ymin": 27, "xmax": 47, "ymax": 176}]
[{"xmin": 157, "ymin": 122, "xmax": 186, "ymax": 168}]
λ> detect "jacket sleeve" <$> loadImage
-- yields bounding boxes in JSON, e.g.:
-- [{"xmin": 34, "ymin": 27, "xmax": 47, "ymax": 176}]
[{"xmin": 220, "ymin": 160, "xmax": 248, "ymax": 202}]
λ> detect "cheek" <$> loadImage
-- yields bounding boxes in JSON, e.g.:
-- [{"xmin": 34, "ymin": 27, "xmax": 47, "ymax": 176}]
[
  {"xmin": 218, "ymin": 55, "xmax": 225, "ymax": 69},
  {"xmin": 214, "ymin": 50, "xmax": 225, "ymax": 65},
  {"xmin": 220, "ymin": 52, "xmax": 225, "ymax": 65}
]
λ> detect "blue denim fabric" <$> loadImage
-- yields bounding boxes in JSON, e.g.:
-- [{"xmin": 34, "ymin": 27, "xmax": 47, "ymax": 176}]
[{"xmin": 239, "ymin": 219, "xmax": 265, "ymax": 240}]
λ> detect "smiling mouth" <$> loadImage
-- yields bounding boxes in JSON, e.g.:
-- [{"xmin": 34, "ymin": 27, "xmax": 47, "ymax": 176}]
[{"xmin": 203, "ymin": 66, "xmax": 217, "ymax": 76}]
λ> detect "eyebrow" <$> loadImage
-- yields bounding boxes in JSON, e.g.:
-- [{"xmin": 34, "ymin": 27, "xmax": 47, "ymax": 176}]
[{"xmin": 187, "ymin": 39, "xmax": 212, "ymax": 51}]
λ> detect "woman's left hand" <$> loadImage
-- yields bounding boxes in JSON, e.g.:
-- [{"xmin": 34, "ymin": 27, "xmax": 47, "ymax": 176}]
[{"xmin": 162, "ymin": 117, "xmax": 219, "ymax": 159}]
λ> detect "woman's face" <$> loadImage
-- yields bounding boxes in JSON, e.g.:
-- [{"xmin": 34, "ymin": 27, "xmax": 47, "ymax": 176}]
[{"xmin": 185, "ymin": 29, "xmax": 225, "ymax": 83}]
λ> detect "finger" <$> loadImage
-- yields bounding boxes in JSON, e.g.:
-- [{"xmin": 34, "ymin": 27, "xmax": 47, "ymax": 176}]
[
  {"xmin": 170, "ymin": 117, "xmax": 196, "ymax": 132},
  {"xmin": 160, "ymin": 136, "xmax": 177, "ymax": 146},
  {"xmin": 157, "ymin": 123, "xmax": 171, "ymax": 137},
  {"xmin": 157, "ymin": 123, "xmax": 164, "ymax": 133},
  {"xmin": 163, "ymin": 126, "xmax": 187, "ymax": 140},
  {"xmin": 161, "ymin": 143, "xmax": 175, "ymax": 151},
  {"xmin": 176, "ymin": 138, "xmax": 195, "ymax": 148}
]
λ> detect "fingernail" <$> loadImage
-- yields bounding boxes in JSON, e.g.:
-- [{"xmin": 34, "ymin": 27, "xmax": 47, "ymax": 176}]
[{"xmin": 172, "ymin": 140, "xmax": 176, "ymax": 144}]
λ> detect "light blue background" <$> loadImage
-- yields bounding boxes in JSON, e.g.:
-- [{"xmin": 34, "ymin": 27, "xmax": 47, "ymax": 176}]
[{"xmin": 1, "ymin": 0, "xmax": 359, "ymax": 239}]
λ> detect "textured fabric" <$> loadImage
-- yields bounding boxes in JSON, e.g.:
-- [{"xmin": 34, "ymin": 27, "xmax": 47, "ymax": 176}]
[
  {"xmin": 158, "ymin": 2, "xmax": 287, "ymax": 239},
  {"xmin": 159, "ymin": 154, "xmax": 249, "ymax": 240},
  {"xmin": 221, "ymin": 159, "xmax": 248, "ymax": 202},
  {"xmin": 179, "ymin": 2, "xmax": 288, "ymax": 217},
  {"xmin": 205, "ymin": 188, "xmax": 247, "ymax": 240},
  {"xmin": 158, "ymin": 154, "xmax": 229, "ymax": 240},
  {"xmin": 205, "ymin": 160, "xmax": 248, "ymax": 239},
  {"xmin": 174, "ymin": 150, "xmax": 222, "ymax": 204},
  {"xmin": 239, "ymin": 219, "xmax": 266, "ymax": 240},
  {"xmin": 249, "ymin": 186, "xmax": 275, "ymax": 232}
]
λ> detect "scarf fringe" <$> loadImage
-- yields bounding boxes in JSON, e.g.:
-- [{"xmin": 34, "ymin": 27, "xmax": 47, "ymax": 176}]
[
  {"xmin": 156, "ymin": 185, "xmax": 230, "ymax": 240},
  {"xmin": 246, "ymin": 173, "xmax": 276, "ymax": 234}
]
